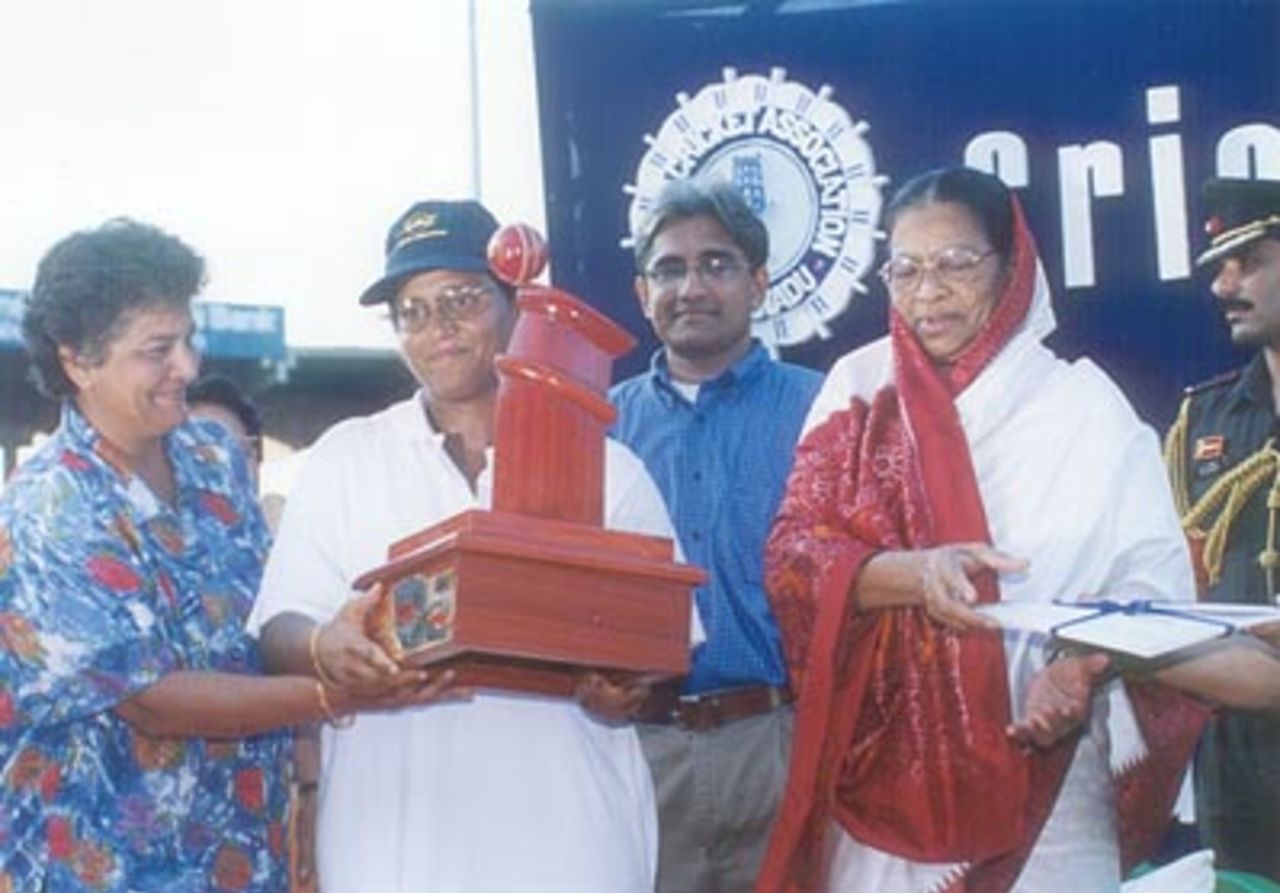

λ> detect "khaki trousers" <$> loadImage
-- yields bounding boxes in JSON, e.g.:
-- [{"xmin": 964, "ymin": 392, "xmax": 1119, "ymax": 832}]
[{"xmin": 638, "ymin": 705, "xmax": 793, "ymax": 893}]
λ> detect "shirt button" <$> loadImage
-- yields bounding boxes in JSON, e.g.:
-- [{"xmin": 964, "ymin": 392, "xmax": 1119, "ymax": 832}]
[
  {"xmin": 692, "ymin": 471, "xmax": 703, "ymax": 482},
  {"xmin": 691, "ymin": 531, "xmax": 702, "ymax": 542}
]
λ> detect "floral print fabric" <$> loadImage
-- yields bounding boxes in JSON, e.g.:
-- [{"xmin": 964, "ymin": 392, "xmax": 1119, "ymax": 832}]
[{"xmin": 0, "ymin": 404, "xmax": 288, "ymax": 892}]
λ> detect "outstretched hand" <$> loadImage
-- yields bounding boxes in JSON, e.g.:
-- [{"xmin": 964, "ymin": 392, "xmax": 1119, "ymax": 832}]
[
  {"xmin": 919, "ymin": 543, "xmax": 1028, "ymax": 631},
  {"xmin": 1007, "ymin": 652, "xmax": 1111, "ymax": 749}
]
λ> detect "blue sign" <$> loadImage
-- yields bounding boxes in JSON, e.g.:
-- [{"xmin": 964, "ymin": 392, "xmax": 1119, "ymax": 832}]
[
  {"xmin": 530, "ymin": 0, "xmax": 1280, "ymax": 425},
  {"xmin": 190, "ymin": 302, "xmax": 287, "ymax": 361},
  {"xmin": 0, "ymin": 289, "xmax": 286, "ymax": 361}
]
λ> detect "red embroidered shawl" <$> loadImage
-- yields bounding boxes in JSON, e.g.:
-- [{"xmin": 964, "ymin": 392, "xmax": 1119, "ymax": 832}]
[{"xmin": 755, "ymin": 201, "xmax": 1207, "ymax": 893}]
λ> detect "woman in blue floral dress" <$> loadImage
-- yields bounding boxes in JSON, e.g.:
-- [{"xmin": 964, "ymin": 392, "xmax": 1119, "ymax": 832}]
[{"xmin": 0, "ymin": 219, "xmax": 422, "ymax": 892}]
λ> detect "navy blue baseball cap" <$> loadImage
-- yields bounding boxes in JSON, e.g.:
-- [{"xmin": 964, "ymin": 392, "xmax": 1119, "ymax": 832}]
[
  {"xmin": 359, "ymin": 199, "xmax": 499, "ymax": 306},
  {"xmin": 1197, "ymin": 178, "xmax": 1280, "ymax": 267}
]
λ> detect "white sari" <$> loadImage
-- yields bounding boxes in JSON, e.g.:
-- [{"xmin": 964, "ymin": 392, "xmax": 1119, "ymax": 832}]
[{"xmin": 811, "ymin": 268, "xmax": 1196, "ymax": 892}]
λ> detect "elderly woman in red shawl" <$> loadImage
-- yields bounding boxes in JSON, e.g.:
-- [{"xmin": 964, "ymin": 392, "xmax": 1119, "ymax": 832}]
[{"xmin": 758, "ymin": 168, "xmax": 1208, "ymax": 893}]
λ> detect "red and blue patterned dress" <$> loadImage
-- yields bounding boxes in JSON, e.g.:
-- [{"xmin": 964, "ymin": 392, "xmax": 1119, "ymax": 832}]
[{"xmin": 0, "ymin": 404, "xmax": 289, "ymax": 891}]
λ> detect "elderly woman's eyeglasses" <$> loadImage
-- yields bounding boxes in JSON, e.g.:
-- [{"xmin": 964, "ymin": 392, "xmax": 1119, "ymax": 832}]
[
  {"xmin": 878, "ymin": 246, "xmax": 996, "ymax": 292},
  {"xmin": 393, "ymin": 284, "xmax": 493, "ymax": 333},
  {"xmin": 643, "ymin": 254, "xmax": 747, "ymax": 291}
]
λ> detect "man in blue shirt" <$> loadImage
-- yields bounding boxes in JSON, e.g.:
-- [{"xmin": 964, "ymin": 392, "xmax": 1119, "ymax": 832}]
[{"xmin": 612, "ymin": 179, "xmax": 821, "ymax": 892}]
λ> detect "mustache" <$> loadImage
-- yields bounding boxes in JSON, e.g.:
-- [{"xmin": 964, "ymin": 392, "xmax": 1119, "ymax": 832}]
[{"xmin": 1219, "ymin": 298, "xmax": 1253, "ymax": 313}]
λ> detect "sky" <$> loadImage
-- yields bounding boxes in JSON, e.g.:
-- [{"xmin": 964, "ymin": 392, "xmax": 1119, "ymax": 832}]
[{"xmin": 0, "ymin": 0, "xmax": 544, "ymax": 350}]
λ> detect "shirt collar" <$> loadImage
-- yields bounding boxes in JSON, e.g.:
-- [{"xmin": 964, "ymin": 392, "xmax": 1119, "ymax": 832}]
[
  {"xmin": 57, "ymin": 401, "xmax": 180, "ymax": 520},
  {"xmin": 60, "ymin": 400, "xmax": 139, "ymax": 480},
  {"xmin": 388, "ymin": 391, "xmax": 447, "ymax": 445},
  {"xmin": 60, "ymin": 400, "xmax": 102, "ymax": 449},
  {"xmin": 392, "ymin": 392, "xmax": 495, "ymax": 494},
  {"xmin": 1226, "ymin": 354, "xmax": 1273, "ymax": 410},
  {"xmin": 647, "ymin": 339, "xmax": 769, "ymax": 397},
  {"xmin": 393, "ymin": 391, "xmax": 497, "ymax": 458}
]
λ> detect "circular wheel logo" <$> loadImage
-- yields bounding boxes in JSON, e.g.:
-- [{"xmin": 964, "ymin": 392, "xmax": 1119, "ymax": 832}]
[{"xmin": 626, "ymin": 67, "xmax": 885, "ymax": 348}]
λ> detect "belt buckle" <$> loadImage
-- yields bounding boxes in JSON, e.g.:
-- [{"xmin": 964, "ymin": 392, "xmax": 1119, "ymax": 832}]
[
  {"xmin": 765, "ymin": 686, "xmax": 785, "ymax": 711},
  {"xmin": 674, "ymin": 693, "xmax": 720, "ymax": 731}
]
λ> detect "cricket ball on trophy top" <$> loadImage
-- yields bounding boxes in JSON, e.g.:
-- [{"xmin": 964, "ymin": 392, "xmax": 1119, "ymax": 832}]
[{"xmin": 487, "ymin": 223, "xmax": 549, "ymax": 286}]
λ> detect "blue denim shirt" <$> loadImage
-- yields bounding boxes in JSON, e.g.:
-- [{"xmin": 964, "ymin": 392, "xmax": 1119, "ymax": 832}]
[{"xmin": 610, "ymin": 341, "xmax": 821, "ymax": 694}]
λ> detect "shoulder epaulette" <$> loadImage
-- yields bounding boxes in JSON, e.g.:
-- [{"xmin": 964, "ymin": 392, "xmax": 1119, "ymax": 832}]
[{"xmin": 1182, "ymin": 367, "xmax": 1245, "ymax": 397}]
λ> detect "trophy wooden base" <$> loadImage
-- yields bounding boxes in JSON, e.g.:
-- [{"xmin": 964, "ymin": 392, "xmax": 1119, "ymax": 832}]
[{"xmin": 353, "ymin": 509, "xmax": 702, "ymax": 698}]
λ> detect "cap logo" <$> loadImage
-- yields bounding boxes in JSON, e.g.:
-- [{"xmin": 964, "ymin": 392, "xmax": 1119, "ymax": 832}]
[{"xmin": 392, "ymin": 210, "xmax": 447, "ymax": 252}]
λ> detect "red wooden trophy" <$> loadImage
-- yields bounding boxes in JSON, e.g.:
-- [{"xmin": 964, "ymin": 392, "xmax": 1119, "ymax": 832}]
[{"xmin": 356, "ymin": 223, "xmax": 702, "ymax": 696}]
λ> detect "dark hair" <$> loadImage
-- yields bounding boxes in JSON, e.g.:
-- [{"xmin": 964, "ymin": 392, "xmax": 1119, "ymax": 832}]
[
  {"xmin": 633, "ymin": 179, "xmax": 770, "ymax": 272},
  {"xmin": 188, "ymin": 373, "xmax": 263, "ymax": 447},
  {"xmin": 884, "ymin": 167, "xmax": 1015, "ymax": 265},
  {"xmin": 22, "ymin": 218, "xmax": 205, "ymax": 398}
]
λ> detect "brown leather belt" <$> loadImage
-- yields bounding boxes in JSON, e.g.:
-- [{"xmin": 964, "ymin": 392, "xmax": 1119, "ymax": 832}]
[{"xmin": 636, "ymin": 684, "xmax": 791, "ymax": 732}]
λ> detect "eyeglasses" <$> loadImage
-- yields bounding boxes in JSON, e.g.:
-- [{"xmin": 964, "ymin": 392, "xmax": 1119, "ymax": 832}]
[
  {"xmin": 393, "ymin": 284, "xmax": 493, "ymax": 333},
  {"xmin": 878, "ymin": 246, "xmax": 997, "ymax": 292},
  {"xmin": 643, "ymin": 254, "xmax": 747, "ymax": 291}
]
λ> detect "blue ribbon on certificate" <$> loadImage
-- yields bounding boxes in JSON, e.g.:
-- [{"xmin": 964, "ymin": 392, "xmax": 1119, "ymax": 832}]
[{"xmin": 1049, "ymin": 599, "xmax": 1236, "ymax": 659}]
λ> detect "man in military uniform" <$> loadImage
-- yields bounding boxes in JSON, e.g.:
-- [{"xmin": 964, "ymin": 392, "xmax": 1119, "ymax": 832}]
[{"xmin": 1165, "ymin": 176, "xmax": 1280, "ymax": 880}]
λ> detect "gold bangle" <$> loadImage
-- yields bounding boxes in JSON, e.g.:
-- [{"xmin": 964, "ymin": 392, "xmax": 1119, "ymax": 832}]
[
  {"xmin": 308, "ymin": 625, "xmax": 339, "ymax": 687},
  {"xmin": 314, "ymin": 681, "xmax": 354, "ymax": 728}
]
